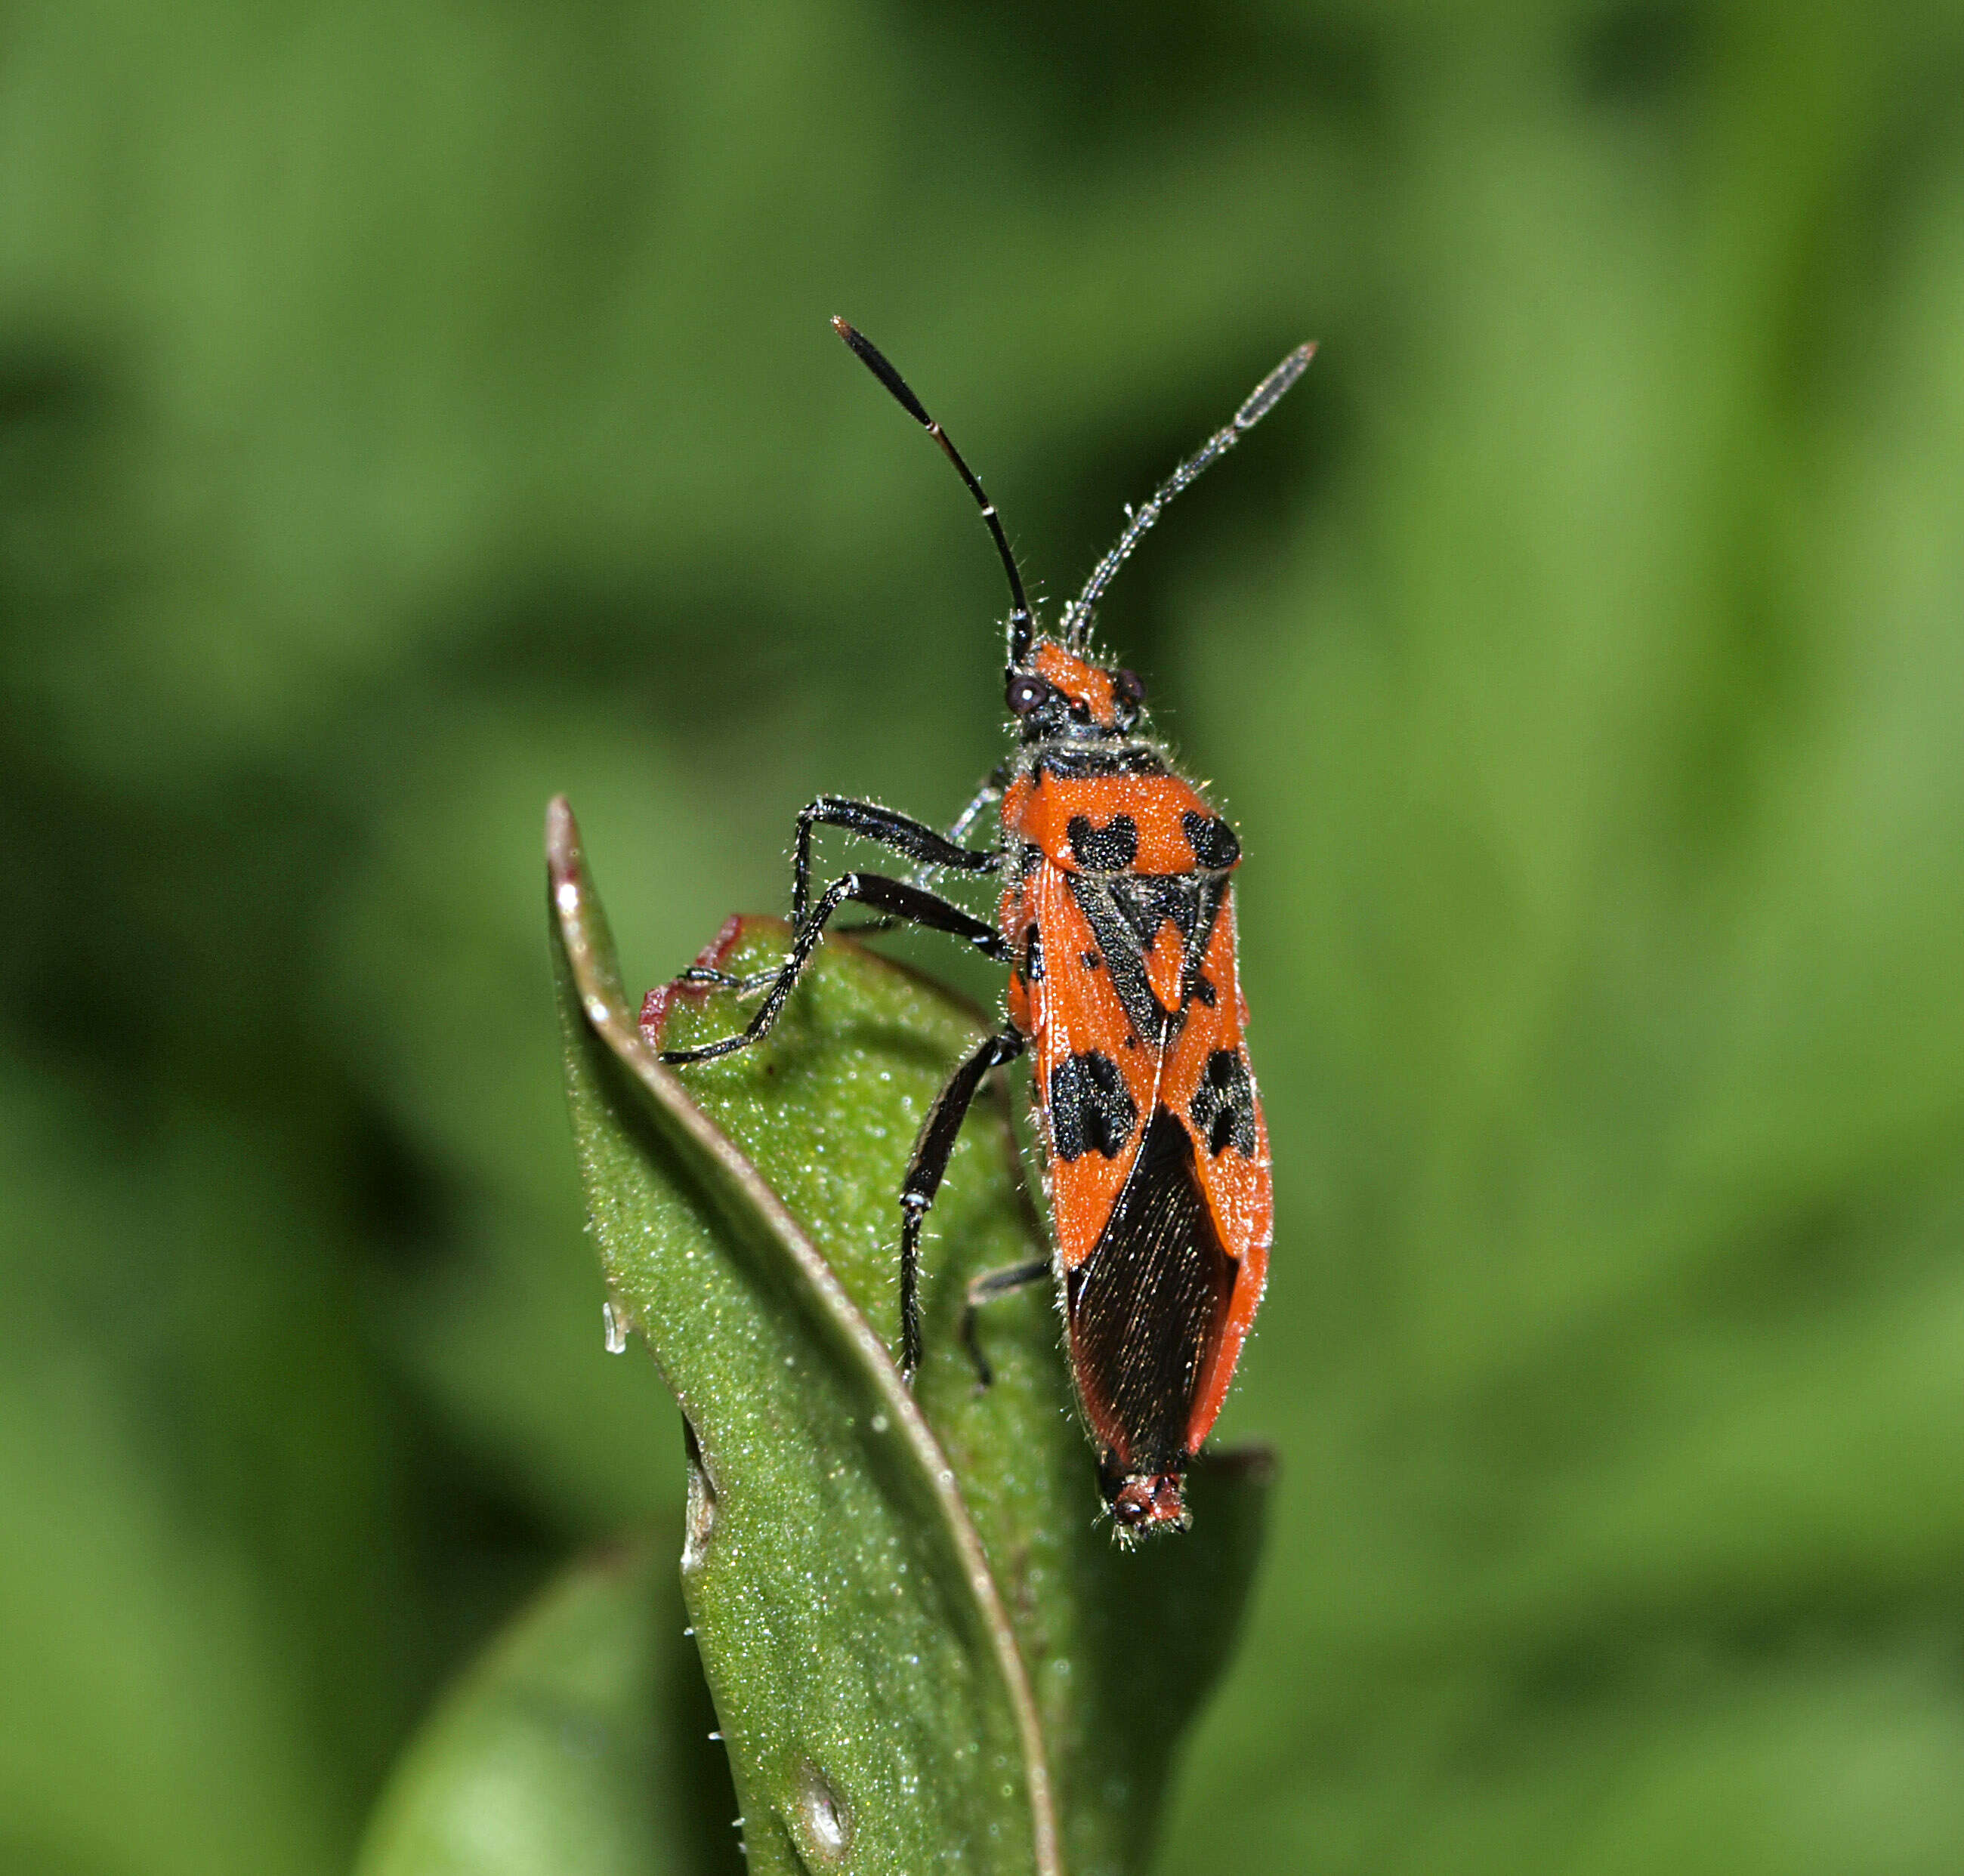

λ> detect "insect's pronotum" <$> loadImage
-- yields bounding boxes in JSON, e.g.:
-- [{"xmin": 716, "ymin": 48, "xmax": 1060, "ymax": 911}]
[{"xmin": 649, "ymin": 319, "xmax": 1312, "ymax": 1538}]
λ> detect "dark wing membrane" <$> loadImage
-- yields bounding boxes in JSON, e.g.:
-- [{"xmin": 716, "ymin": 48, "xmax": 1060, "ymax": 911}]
[{"xmin": 1064, "ymin": 1106, "xmax": 1237, "ymax": 1474}]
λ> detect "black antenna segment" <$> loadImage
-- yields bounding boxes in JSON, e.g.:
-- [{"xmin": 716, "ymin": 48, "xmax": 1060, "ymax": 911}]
[
  {"xmin": 1062, "ymin": 341, "xmax": 1317, "ymax": 648},
  {"xmin": 832, "ymin": 317, "xmax": 1036, "ymax": 667}
]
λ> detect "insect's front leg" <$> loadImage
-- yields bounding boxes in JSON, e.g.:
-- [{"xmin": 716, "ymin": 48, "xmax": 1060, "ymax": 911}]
[
  {"xmin": 661, "ymin": 795, "xmax": 1002, "ymax": 1039},
  {"xmin": 672, "ymin": 961, "xmax": 779, "ymax": 995},
  {"xmin": 792, "ymin": 795, "xmax": 999, "ymax": 922},
  {"xmin": 909, "ymin": 765, "xmax": 1008, "ymax": 890}
]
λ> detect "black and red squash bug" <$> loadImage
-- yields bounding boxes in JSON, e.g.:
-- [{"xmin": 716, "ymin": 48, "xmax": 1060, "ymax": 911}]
[{"xmin": 644, "ymin": 319, "xmax": 1312, "ymax": 1538}]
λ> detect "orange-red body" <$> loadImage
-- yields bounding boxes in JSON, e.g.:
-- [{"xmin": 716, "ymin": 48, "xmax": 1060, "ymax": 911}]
[{"xmin": 996, "ymin": 642, "xmax": 1271, "ymax": 1533}]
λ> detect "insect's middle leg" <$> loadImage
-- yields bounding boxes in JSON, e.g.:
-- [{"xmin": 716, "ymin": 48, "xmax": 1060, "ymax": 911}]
[
  {"xmin": 897, "ymin": 1026, "xmax": 1026, "ymax": 1379},
  {"xmin": 659, "ymin": 874, "xmax": 1007, "ymax": 1066}
]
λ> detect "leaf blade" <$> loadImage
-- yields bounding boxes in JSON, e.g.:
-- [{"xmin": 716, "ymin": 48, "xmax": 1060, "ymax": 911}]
[{"xmin": 548, "ymin": 796, "xmax": 1060, "ymax": 1876}]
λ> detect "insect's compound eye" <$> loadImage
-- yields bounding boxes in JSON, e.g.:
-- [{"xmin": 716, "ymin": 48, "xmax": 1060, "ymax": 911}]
[
  {"xmin": 1114, "ymin": 668, "xmax": 1146, "ymax": 708},
  {"xmin": 1005, "ymin": 673, "xmax": 1050, "ymax": 717}
]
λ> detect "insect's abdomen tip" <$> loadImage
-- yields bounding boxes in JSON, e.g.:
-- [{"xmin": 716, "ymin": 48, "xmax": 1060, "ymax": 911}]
[{"xmin": 1105, "ymin": 1469, "xmax": 1191, "ymax": 1538}]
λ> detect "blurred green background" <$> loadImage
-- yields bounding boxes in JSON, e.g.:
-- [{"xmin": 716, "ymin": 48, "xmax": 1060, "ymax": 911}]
[{"xmin": 3, "ymin": 2, "xmax": 1962, "ymax": 1871}]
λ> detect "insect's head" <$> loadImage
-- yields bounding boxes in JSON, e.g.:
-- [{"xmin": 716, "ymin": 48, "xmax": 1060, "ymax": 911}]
[
  {"xmin": 1101, "ymin": 1461, "xmax": 1190, "ymax": 1541},
  {"xmin": 1005, "ymin": 637, "xmax": 1148, "ymax": 742}
]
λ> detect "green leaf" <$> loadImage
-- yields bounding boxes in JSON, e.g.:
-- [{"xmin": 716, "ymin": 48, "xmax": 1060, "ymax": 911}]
[
  {"xmin": 352, "ymin": 1539, "xmax": 705, "ymax": 1876},
  {"xmin": 548, "ymin": 798, "xmax": 1058, "ymax": 1876},
  {"xmin": 546, "ymin": 797, "xmax": 1268, "ymax": 1876}
]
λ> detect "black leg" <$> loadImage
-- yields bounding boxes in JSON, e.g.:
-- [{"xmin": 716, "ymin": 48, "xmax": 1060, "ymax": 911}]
[
  {"xmin": 897, "ymin": 1027, "xmax": 1027, "ymax": 1378},
  {"xmin": 674, "ymin": 961, "xmax": 776, "ymax": 993},
  {"xmin": 659, "ymin": 873, "xmax": 1007, "ymax": 1067},
  {"xmin": 959, "ymin": 1257, "xmax": 1052, "ymax": 1389},
  {"xmin": 793, "ymin": 795, "xmax": 999, "ymax": 921}
]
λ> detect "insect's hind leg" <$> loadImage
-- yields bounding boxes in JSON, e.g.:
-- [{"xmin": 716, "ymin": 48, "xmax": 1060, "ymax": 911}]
[
  {"xmin": 960, "ymin": 1257, "xmax": 1052, "ymax": 1390},
  {"xmin": 897, "ymin": 1027, "xmax": 1026, "ymax": 1380},
  {"xmin": 659, "ymin": 874, "xmax": 1007, "ymax": 1066}
]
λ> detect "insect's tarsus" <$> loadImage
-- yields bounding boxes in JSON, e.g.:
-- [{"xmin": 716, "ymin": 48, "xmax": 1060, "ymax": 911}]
[{"xmin": 832, "ymin": 316, "xmax": 1036, "ymax": 667}]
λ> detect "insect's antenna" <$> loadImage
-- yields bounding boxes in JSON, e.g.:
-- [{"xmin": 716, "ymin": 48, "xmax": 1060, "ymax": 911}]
[
  {"xmin": 832, "ymin": 317, "xmax": 1036, "ymax": 668},
  {"xmin": 1062, "ymin": 341, "xmax": 1317, "ymax": 648}
]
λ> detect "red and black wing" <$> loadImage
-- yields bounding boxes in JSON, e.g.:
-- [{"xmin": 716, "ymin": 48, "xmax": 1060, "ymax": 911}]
[
  {"xmin": 1021, "ymin": 856, "xmax": 1269, "ymax": 1473},
  {"xmin": 1153, "ymin": 884, "xmax": 1271, "ymax": 1446}
]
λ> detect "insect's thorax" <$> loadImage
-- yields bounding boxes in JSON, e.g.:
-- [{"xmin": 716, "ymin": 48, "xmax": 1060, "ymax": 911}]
[{"xmin": 999, "ymin": 742, "xmax": 1234, "ymax": 872}]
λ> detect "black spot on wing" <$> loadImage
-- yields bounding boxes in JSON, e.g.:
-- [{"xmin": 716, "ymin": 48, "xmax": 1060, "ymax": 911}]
[
  {"xmin": 1065, "ymin": 1107, "xmax": 1236, "ymax": 1473},
  {"xmin": 1182, "ymin": 811, "xmax": 1241, "ymax": 870},
  {"xmin": 1110, "ymin": 873, "xmax": 1199, "ymax": 943},
  {"xmin": 1189, "ymin": 1049, "xmax": 1258, "ymax": 1157},
  {"xmin": 1019, "ymin": 921, "xmax": 1043, "ymax": 984},
  {"xmin": 1048, "ymin": 1051, "xmax": 1138, "ymax": 1161},
  {"xmin": 1067, "ymin": 813, "xmax": 1140, "ymax": 872}
]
